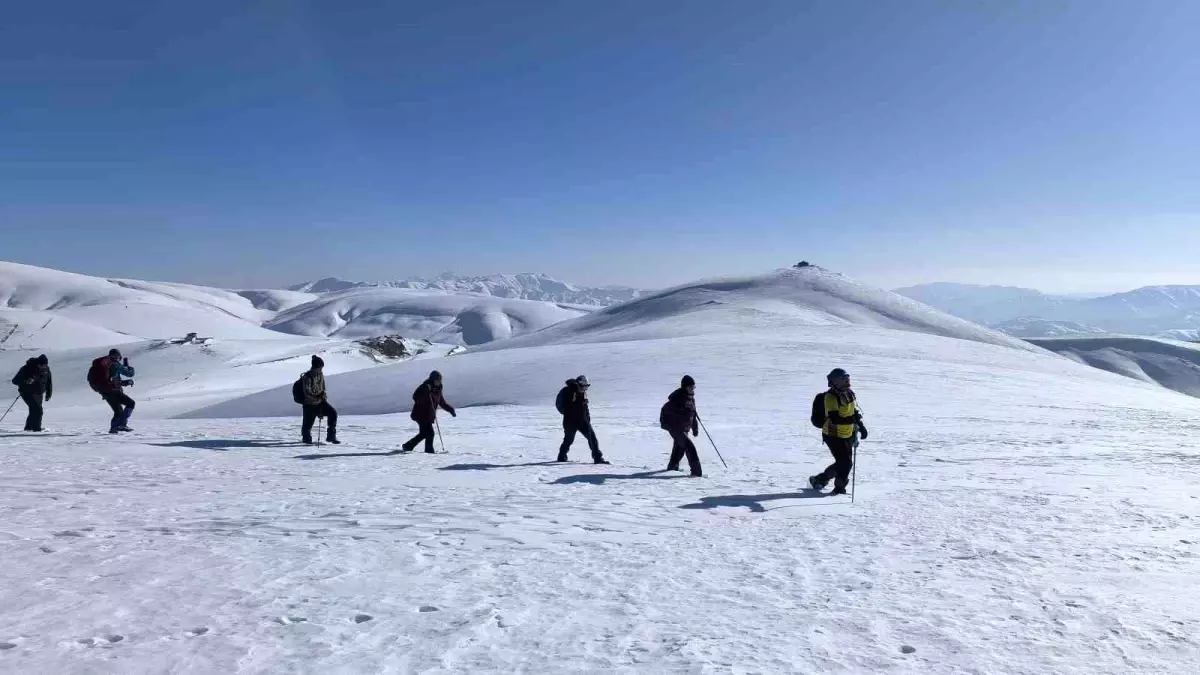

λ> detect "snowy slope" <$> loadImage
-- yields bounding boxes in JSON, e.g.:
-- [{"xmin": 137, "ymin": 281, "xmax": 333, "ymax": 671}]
[
  {"xmin": 1161, "ymin": 328, "xmax": 1200, "ymax": 343},
  {"xmin": 291, "ymin": 272, "xmax": 646, "ymax": 307},
  {"xmin": 1029, "ymin": 336, "xmax": 1200, "ymax": 398},
  {"xmin": 263, "ymin": 288, "xmax": 585, "ymax": 345},
  {"xmin": 4, "ymin": 264, "xmax": 1200, "ymax": 673},
  {"xmin": 0, "ymin": 262, "xmax": 291, "ymax": 341},
  {"xmin": 992, "ymin": 317, "xmax": 1109, "ymax": 338},
  {"xmin": 893, "ymin": 282, "xmax": 1066, "ymax": 324},
  {"xmin": 0, "ymin": 309, "xmax": 133, "ymax": 350}
]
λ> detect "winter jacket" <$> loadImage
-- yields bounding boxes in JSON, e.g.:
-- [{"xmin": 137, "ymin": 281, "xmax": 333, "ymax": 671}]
[
  {"xmin": 12, "ymin": 360, "xmax": 53, "ymax": 398},
  {"xmin": 559, "ymin": 380, "xmax": 591, "ymax": 427},
  {"xmin": 822, "ymin": 391, "xmax": 858, "ymax": 440},
  {"xmin": 411, "ymin": 380, "xmax": 454, "ymax": 423},
  {"xmin": 662, "ymin": 387, "xmax": 698, "ymax": 435},
  {"xmin": 107, "ymin": 360, "xmax": 135, "ymax": 392},
  {"xmin": 301, "ymin": 369, "xmax": 326, "ymax": 406}
]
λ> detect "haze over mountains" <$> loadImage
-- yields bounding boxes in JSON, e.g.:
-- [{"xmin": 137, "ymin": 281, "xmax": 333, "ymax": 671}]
[
  {"xmin": 895, "ymin": 281, "xmax": 1200, "ymax": 337},
  {"xmin": 289, "ymin": 273, "xmax": 646, "ymax": 307}
]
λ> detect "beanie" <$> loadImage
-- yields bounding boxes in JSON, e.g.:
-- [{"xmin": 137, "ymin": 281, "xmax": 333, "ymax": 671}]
[
  {"xmin": 681, "ymin": 375, "xmax": 695, "ymax": 388},
  {"xmin": 312, "ymin": 355, "xmax": 325, "ymax": 369}
]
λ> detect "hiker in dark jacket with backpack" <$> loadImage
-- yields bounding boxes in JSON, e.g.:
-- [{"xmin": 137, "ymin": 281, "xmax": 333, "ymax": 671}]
[
  {"xmin": 11, "ymin": 354, "xmax": 52, "ymax": 431},
  {"xmin": 556, "ymin": 375, "xmax": 608, "ymax": 464},
  {"xmin": 299, "ymin": 356, "xmax": 339, "ymax": 445},
  {"xmin": 661, "ymin": 375, "xmax": 702, "ymax": 477},
  {"xmin": 402, "ymin": 370, "xmax": 455, "ymax": 453},
  {"xmin": 88, "ymin": 349, "xmax": 136, "ymax": 434},
  {"xmin": 808, "ymin": 368, "xmax": 867, "ymax": 496}
]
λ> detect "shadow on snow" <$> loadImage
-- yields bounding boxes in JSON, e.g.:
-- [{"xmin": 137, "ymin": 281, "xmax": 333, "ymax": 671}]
[
  {"xmin": 152, "ymin": 439, "xmax": 302, "ymax": 451},
  {"xmin": 439, "ymin": 461, "xmax": 563, "ymax": 471},
  {"xmin": 677, "ymin": 490, "xmax": 836, "ymax": 512},
  {"xmin": 552, "ymin": 469, "xmax": 685, "ymax": 485},
  {"xmin": 295, "ymin": 450, "xmax": 404, "ymax": 460}
]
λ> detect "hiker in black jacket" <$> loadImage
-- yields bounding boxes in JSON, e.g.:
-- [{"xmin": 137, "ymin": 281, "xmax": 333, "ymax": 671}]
[
  {"xmin": 557, "ymin": 375, "xmax": 608, "ymax": 464},
  {"xmin": 403, "ymin": 370, "xmax": 455, "ymax": 453},
  {"xmin": 11, "ymin": 354, "xmax": 52, "ymax": 432},
  {"xmin": 661, "ymin": 375, "xmax": 702, "ymax": 477}
]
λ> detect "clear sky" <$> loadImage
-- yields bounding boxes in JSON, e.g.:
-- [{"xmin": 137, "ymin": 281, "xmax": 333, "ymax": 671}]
[{"xmin": 2, "ymin": 0, "xmax": 1198, "ymax": 292}]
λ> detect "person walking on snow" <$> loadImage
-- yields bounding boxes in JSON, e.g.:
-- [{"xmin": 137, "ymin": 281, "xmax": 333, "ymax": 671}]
[
  {"xmin": 11, "ymin": 354, "xmax": 52, "ymax": 432},
  {"xmin": 92, "ymin": 349, "xmax": 136, "ymax": 434},
  {"xmin": 300, "ymin": 356, "xmax": 339, "ymax": 445},
  {"xmin": 809, "ymin": 368, "xmax": 868, "ymax": 496},
  {"xmin": 402, "ymin": 370, "xmax": 455, "ymax": 453},
  {"xmin": 556, "ymin": 375, "xmax": 608, "ymax": 464},
  {"xmin": 661, "ymin": 375, "xmax": 702, "ymax": 477}
]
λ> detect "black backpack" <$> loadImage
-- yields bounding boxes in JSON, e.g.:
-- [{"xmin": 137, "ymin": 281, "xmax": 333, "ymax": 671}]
[
  {"xmin": 810, "ymin": 392, "xmax": 826, "ymax": 428},
  {"xmin": 292, "ymin": 374, "xmax": 306, "ymax": 405},
  {"xmin": 555, "ymin": 387, "xmax": 567, "ymax": 415},
  {"xmin": 659, "ymin": 401, "xmax": 671, "ymax": 430}
]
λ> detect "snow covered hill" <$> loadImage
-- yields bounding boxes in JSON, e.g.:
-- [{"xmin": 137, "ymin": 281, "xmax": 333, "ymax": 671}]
[
  {"xmin": 1161, "ymin": 328, "xmax": 1200, "ymax": 343},
  {"xmin": 992, "ymin": 317, "xmax": 1109, "ymax": 338},
  {"xmin": 5, "ymin": 266, "xmax": 1200, "ymax": 673},
  {"xmin": 1028, "ymin": 335, "xmax": 1200, "ymax": 398},
  {"xmin": 290, "ymin": 272, "xmax": 646, "ymax": 307},
  {"xmin": 263, "ymin": 288, "xmax": 585, "ymax": 345},
  {"xmin": 892, "ymin": 282, "xmax": 1067, "ymax": 325}
]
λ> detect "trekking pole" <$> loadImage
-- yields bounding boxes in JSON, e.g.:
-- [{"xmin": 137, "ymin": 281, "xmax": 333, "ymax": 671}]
[
  {"xmin": 317, "ymin": 417, "xmax": 323, "ymax": 448},
  {"xmin": 851, "ymin": 443, "xmax": 858, "ymax": 504},
  {"xmin": 696, "ymin": 414, "xmax": 728, "ymax": 469},
  {"xmin": 0, "ymin": 396, "xmax": 18, "ymax": 425},
  {"xmin": 435, "ymin": 417, "xmax": 446, "ymax": 453}
]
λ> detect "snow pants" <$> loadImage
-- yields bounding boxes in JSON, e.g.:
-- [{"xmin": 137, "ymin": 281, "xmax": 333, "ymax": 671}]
[
  {"xmin": 102, "ymin": 391, "xmax": 135, "ymax": 431},
  {"xmin": 560, "ymin": 421, "xmax": 602, "ymax": 461},
  {"xmin": 818, "ymin": 435, "xmax": 855, "ymax": 490},
  {"xmin": 404, "ymin": 421, "xmax": 436, "ymax": 453},
  {"xmin": 20, "ymin": 391, "xmax": 43, "ymax": 431},
  {"xmin": 668, "ymin": 429, "xmax": 702, "ymax": 476},
  {"xmin": 301, "ymin": 401, "xmax": 338, "ymax": 441}
]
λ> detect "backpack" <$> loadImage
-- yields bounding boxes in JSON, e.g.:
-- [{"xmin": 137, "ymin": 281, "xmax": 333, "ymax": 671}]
[
  {"xmin": 810, "ymin": 392, "xmax": 827, "ymax": 428},
  {"xmin": 292, "ymin": 374, "xmax": 306, "ymax": 405},
  {"xmin": 555, "ymin": 387, "xmax": 567, "ymax": 415},
  {"xmin": 88, "ymin": 357, "xmax": 111, "ymax": 393},
  {"xmin": 659, "ymin": 401, "xmax": 671, "ymax": 430}
]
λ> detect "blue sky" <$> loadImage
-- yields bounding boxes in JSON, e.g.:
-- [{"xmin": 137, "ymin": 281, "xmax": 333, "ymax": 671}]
[{"xmin": 2, "ymin": 0, "xmax": 1198, "ymax": 292}]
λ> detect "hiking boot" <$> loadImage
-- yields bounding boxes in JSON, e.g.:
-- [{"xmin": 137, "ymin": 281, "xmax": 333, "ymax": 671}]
[
  {"xmin": 116, "ymin": 426, "xmax": 133, "ymax": 432},
  {"xmin": 302, "ymin": 437, "xmax": 314, "ymax": 445},
  {"xmin": 425, "ymin": 449, "xmax": 436, "ymax": 454},
  {"xmin": 808, "ymin": 475, "xmax": 826, "ymax": 491},
  {"xmin": 556, "ymin": 453, "xmax": 569, "ymax": 463},
  {"xmin": 326, "ymin": 433, "xmax": 341, "ymax": 445},
  {"xmin": 593, "ymin": 457, "xmax": 610, "ymax": 465},
  {"xmin": 830, "ymin": 486, "xmax": 848, "ymax": 496},
  {"xmin": 666, "ymin": 465, "xmax": 680, "ymax": 472},
  {"xmin": 689, "ymin": 472, "xmax": 703, "ymax": 478}
]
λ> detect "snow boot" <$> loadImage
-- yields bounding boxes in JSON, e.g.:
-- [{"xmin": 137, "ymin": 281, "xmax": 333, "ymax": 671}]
[
  {"xmin": 830, "ymin": 486, "xmax": 848, "ymax": 496},
  {"xmin": 302, "ymin": 436, "xmax": 314, "ymax": 445},
  {"xmin": 424, "ymin": 449, "xmax": 436, "ymax": 454},
  {"xmin": 556, "ymin": 452, "xmax": 569, "ymax": 462},
  {"xmin": 593, "ymin": 457, "xmax": 610, "ymax": 465},
  {"xmin": 326, "ymin": 432, "xmax": 341, "ymax": 445},
  {"xmin": 666, "ymin": 464, "xmax": 680, "ymax": 472},
  {"xmin": 808, "ymin": 475, "xmax": 826, "ymax": 491}
]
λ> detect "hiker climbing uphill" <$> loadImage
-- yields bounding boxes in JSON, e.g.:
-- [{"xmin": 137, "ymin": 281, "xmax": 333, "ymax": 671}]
[{"xmin": 809, "ymin": 368, "xmax": 867, "ymax": 496}]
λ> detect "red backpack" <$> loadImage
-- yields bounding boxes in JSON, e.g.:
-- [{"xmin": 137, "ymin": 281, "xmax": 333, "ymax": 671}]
[{"xmin": 88, "ymin": 357, "xmax": 112, "ymax": 393}]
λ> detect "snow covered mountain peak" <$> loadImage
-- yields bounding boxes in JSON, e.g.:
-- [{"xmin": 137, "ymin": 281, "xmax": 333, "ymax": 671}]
[{"xmin": 289, "ymin": 272, "xmax": 645, "ymax": 306}]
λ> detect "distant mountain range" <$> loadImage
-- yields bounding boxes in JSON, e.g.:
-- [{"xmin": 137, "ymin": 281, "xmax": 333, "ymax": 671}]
[
  {"xmin": 290, "ymin": 273, "xmax": 647, "ymax": 307},
  {"xmin": 895, "ymin": 282, "xmax": 1200, "ymax": 336}
]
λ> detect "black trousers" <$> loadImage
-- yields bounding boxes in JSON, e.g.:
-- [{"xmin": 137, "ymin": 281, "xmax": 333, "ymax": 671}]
[
  {"xmin": 817, "ymin": 435, "xmax": 855, "ymax": 490},
  {"xmin": 101, "ymin": 391, "xmax": 136, "ymax": 427},
  {"xmin": 301, "ymin": 401, "xmax": 338, "ymax": 439},
  {"xmin": 560, "ymin": 421, "xmax": 602, "ymax": 460},
  {"xmin": 404, "ymin": 421, "xmax": 436, "ymax": 452},
  {"xmin": 20, "ymin": 392, "xmax": 43, "ymax": 431},
  {"xmin": 668, "ymin": 429, "xmax": 702, "ymax": 475}
]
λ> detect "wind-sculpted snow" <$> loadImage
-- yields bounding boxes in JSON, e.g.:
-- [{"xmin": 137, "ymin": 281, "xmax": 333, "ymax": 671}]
[
  {"xmin": 1029, "ymin": 336, "xmax": 1200, "ymax": 398},
  {"xmin": 262, "ymin": 288, "xmax": 584, "ymax": 345}
]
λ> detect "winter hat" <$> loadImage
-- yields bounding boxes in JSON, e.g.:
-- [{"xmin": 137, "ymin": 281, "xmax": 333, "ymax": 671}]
[
  {"xmin": 311, "ymin": 355, "xmax": 325, "ymax": 369},
  {"xmin": 681, "ymin": 375, "xmax": 695, "ymax": 388},
  {"xmin": 429, "ymin": 370, "xmax": 443, "ymax": 381},
  {"xmin": 36, "ymin": 354, "xmax": 48, "ymax": 365},
  {"xmin": 109, "ymin": 348, "xmax": 122, "ymax": 359},
  {"xmin": 827, "ymin": 368, "xmax": 849, "ymax": 386},
  {"xmin": 576, "ymin": 375, "xmax": 590, "ymax": 387}
]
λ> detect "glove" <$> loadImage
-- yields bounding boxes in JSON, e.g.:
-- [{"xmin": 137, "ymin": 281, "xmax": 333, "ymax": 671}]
[
  {"xmin": 858, "ymin": 423, "xmax": 869, "ymax": 440},
  {"xmin": 122, "ymin": 380, "xmax": 134, "ymax": 387},
  {"xmin": 451, "ymin": 409, "xmax": 457, "ymax": 418},
  {"xmin": 45, "ymin": 394, "xmax": 51, "ymax": 402},
  {"xmin": 123, "ymin": 358, "xmax": 130, "ymax": 367},
  {"xmin": 692, "ymin": 425, "xmax": 699, "ymax": 437}
]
